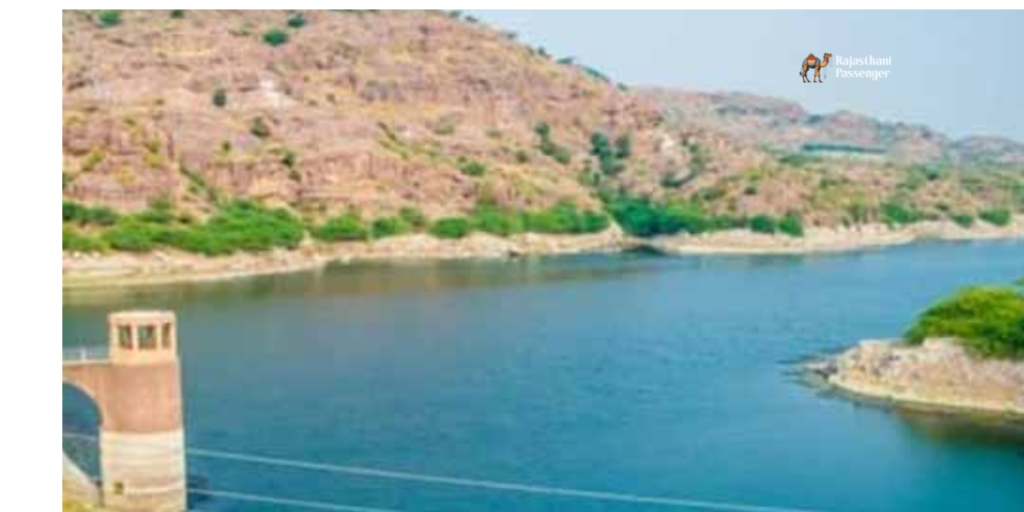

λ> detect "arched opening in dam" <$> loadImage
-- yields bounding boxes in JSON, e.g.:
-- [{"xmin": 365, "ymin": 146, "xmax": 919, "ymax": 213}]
[{"xmin": 63, "ymin": 382, "xmax": 100, "ymax": 478}]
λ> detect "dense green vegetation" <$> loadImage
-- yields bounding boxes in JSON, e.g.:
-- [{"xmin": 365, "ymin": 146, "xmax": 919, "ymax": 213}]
[
  {"xmin": 748, "ymin": 215, "xmax": 777, "ymax": 234},
  {"xmin": 64, "ymin": 197, "xmax": 613, "ymax": 254},
  {"xmin": 97, "ymin": 10, "xmax": 122, "ymax": 27},
  {"xmin": 949, "ymin": 213, "xmax": 975, "ymax": 228},
  {"xmin": 603, "ymin": 194, "xmax": 801, "ymax": 239},
  {"xmin": 63, "ymin": 226, "xmax": 106, "ymax": 252},
  {"xmin": 458, "ymin": 159, "xmax": 487, "ymax": 177},
  {"xmin": 906, "ymin": 285, "xmax": 1024, "ymax": 359},
  {"xmin": 979, "ymin": 208, "xmax": 1012, "ymax": 227},
  {"xmin": 881, "ymin": 201, "xmax": 926, "ymax": 226},
  {"xmin": 432, "ymin": 200, "xmax": 609, "ymax": 239},
  {"xmin": 262, "ymin": 29, "xmax": 289, "ymax": 47},
  {"xmin": 371, "ymin": 216, "xmax": 412, "ymax": 239},
  {"xmin": 430, "ymin": 217, "xmax": 474, "ymax": 239},
  {"xmin": 778, "ymin": 213, "xmax": 805, "ymax": 237},
  {"xmin": 312, "ymin": 212, "xmax": 370, "ymax": 242},
  {"xmin": 63, "ymin": 201, "xmax": 119, "ymax": 226},
  {"xmin": 287, "ymin": 12, "xmax": 307, "ymax": 29},
  {"xmin": 589, "ymin": 132, "xmax": 630, "ymax": 176},
  {"xmin": 65, "ymin": 200, "xmax": 304, "ymax": 255}
]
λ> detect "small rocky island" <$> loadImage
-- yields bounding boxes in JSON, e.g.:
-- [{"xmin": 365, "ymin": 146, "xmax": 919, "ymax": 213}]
[{"xmin": 811, "ymin": 284, "xmax": 1024, "ymax": 417}]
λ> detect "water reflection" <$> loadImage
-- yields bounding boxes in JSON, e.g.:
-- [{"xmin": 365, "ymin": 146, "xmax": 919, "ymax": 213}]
[
  {"xmin": 895, "ymin": 408, "xmax": 1024, "ymax": 453},
  {"xmin": 63, "ymin": 254, "xmax": 670, "ymax": 307}
]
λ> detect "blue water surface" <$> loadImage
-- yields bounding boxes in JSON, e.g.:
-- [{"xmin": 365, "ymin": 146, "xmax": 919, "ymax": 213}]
[{"xmin": 63, "ymin": 240, "xmax": 1024, "ymax": 512}]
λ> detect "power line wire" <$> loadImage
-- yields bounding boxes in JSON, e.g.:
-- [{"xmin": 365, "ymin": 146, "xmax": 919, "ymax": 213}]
[{"xmin": 64, "ymin": 432, "xmax": 835, "ymax": 512}]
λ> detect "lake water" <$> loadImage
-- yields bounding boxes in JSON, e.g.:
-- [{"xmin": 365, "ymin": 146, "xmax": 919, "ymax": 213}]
[{"xmin": 63, "ymin": 240, "xmax": 1024, "ymax": 512}]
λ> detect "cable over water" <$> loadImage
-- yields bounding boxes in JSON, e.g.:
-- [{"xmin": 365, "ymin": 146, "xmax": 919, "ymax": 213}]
[{"xmin": 63, "ymin": 432, "xmax": 835, "ymax": 512}]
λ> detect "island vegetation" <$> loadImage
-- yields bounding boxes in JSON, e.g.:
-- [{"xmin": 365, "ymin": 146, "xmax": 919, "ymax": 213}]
[
  {"xmin": 906, "ymin": 283, "xmax": 1024, "ymax": 359},
  {"xmin": 814, "ymin": 278, "xmax": 1024, "ymax": 417}
]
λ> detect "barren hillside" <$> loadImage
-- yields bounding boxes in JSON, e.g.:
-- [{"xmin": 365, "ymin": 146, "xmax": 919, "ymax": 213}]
[{"xmin": 63, "ymin": 10, "xmax": 1024, "ymax": 246}]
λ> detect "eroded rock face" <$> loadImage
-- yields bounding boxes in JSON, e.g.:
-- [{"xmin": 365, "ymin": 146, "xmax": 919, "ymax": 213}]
[
  {"xmin": 818, "ymin": 339, "xmax": 1024, "ymax": 416},
  {"xmin": 62, "ymin": 10, "xmax": 669, "ymax": 217}
]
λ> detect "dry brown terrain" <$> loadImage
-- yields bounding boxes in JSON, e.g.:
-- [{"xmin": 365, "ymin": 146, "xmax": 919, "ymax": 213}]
[{"xmin": 63, "ymin": 10, "xmax": 1024, "ymax": 231}]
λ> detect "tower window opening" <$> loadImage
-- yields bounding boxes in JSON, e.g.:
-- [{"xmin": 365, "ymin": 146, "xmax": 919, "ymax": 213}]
[
  {"xmin": 118, "ymin": 325, "xmax": 133, "ymax": 350},
  {"xmin": 138, "ymin": 325, "xmax": 157, "ymax": 350},
  {"xmin": 161, "ymin": 323, "xmax": 172, "ymax": 349}
]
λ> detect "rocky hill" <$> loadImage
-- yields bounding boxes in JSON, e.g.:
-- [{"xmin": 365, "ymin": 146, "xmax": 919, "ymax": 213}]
[
  {"xmin": 63, "ymin": 10, "xmax": 669, "ymax": 219},
  {"xmin": 63, "ymin": 10, "xmax": 1024, "ymax": 242}
]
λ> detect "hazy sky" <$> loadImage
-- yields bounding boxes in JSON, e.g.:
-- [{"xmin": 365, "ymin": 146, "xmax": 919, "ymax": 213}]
[{"xmin": 470, "ymin": 10, "xmax": 1024, "ymax": 142}]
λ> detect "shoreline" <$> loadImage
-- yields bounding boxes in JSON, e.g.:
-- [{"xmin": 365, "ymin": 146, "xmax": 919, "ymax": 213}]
[
  {"xmin": 808, "ymin": 339, "xmax": 1024, "ymax": 419},
  {"xmin": 63, "ymin": 217, "xmax": 1024, "ymax": 290}
]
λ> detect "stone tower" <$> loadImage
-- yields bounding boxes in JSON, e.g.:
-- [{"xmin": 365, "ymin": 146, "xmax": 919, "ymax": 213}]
[{"xmin": 63, "ymin": 310, "xmax": 186, "ymax": 512}]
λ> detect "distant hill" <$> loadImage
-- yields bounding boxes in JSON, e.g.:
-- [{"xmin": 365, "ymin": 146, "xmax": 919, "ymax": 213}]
[
  {"xmin": 63, "ymin": 10, "xmax": 1023, "ymax": 238},
  {"xmin": 643, "ymin": 89, "xmax": 1024, "ymax": 167}
]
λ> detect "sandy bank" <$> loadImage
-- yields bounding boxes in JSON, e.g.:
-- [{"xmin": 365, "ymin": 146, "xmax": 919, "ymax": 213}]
[
  {"xmin": 63, "ymin": 216, "xmax": 1024, "ymax": 290},
  {"xmin": 809, "ymin": 339, "xmax": 1024, "ymax": 418},
  {"xmin": 648, "ymin": 216, "xmax": 1024, "ymax": 255},
  {"xmin": 62, "ymin": 228, "xmax": 627, "ymax": 289}
]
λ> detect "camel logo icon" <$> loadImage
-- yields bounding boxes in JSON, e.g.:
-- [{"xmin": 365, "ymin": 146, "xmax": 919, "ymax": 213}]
[{"xmin": 800, "ymin": 53, "xmax": 832, "ymax": 83}]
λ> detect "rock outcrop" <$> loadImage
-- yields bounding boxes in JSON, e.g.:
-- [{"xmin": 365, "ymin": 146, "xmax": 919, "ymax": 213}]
[{"xmin": 812, "ymin": 338, "xmax": 1024, "ymax": 417}]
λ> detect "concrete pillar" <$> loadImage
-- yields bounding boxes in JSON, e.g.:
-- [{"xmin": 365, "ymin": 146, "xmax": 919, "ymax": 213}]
[{"xmin": 100, "ymin": 311, "xmax": 186, "ymax": 512}]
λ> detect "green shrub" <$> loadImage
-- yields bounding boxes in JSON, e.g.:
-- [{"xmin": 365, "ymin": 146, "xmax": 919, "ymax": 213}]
[
  {"xmin": 371, "ymin": 216, "xmax": 412, "ymax": 239},
  {"xmin": 398, "ymin": 206, "xmax": 428, "ymax": 230},
  {"xmin": 97, "ymin": 10, "xmax": 122, "ymax": 27},
  {"xmin": 906, "ymin": 286, "xmax": 1024, "ymax": 359},
  {"xmin": 212, "ymin": 88, "xmax": 228, "ymax": 108},
  {"xmin": 458, "ymin": 159, "xmax": 487, "ymax": 177},
  {"xmin": 578, "ymin": 210, "xmax": 611, "ymax": 234},
  {"xmin": 749, "ymin": 215, "xmax": 777, "ymax": 234},
  {"xmin": 605, "ymin": 196, "xmax": 706, "ymax": 237},
  {"xmin": 590, "ymin": 132, "xmax": 625, "ymax": 176},
  {"xmin": 170, "ymin": 10, "xmax": 185, "ymax": 19},
  {"xmin": 250, "ymin": 117, "xmax": 272, "ymax": 138},
  {"xmin": 778, "ymin": 213, "xmax": 804, "ymax": 237},
  {"xmin": 262, "ymin": 29, "xmax": 289, "ymax": 47},
  {"xmin": 312, "ymin": 213, "xmax": 369, "ymax": 242},
  {"xmin": 881, "ymin": 201, "xmax": 924, "ymax": 226},
  {"xmin": 281, "ymin": 149, "xmax": 297, "ymax": 169},
  {"xmin": 471, "ymin": 204, "xmax": 524, "ymax": 237},
  {"xmin": 287, "ymin": 12, "xmax": 307, "ymax": 29},
  {"xmin": 63, "ymin": 201, "xmax": 119, "ymax": 226},
  {"xmin": 156, "ymin": 226, "xmax": 232, "ymax": 256},
  {"xmin": 949, "ymin": 213, "xmax": 975, "ymax": 228},
  {"xmin": 201, "ymin": 201, "xmax": 304, "ymax": 251},
  {"xmin": 979, "ymin": 208, "xmax": 1012, "ymax": 227},
  {"xmin": 430, "ymin": 217, "xmax": 474, "ymax": 239},
  {"xmin": 535, "ymin": 122, "xmax": 572, "ymax": 165},
  {"xmin": 63, "ymin": 201, "xmax": 86, "ymax": 223},
  {"xmin": 63, "ymin": 226, "xmax": 106, "ymax": 253},
  {"xmin": 522, "ymin": 201, "xmax": 608, "ymax": 235},
  {"xmin": 614, "ymin": 134, "xmax": 632, "ymax": 159},
  {"xmin": 102, "ymin": 220, "xmax": 157, "ymax": 252}
]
